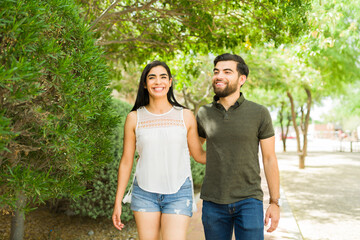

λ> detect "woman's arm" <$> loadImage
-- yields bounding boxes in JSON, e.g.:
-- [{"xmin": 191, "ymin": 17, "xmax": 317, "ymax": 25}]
[
  {"xmin": 112, "ymin": 111, "xmax": 137, "ymax": 230},
  {"xmin": 183, "ymin": 109, "xmax": 206, "ymax": 164}
]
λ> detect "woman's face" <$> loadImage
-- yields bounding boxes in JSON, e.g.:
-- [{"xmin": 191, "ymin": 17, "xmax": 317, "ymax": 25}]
[{"xmin": 145, "ymin": 66, "xmax": 172, "ymax": 98}]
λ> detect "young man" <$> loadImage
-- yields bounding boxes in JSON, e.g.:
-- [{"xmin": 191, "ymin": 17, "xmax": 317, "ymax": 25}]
[{"xmin": 196, "ymin": 53, "xmax": 280, "ymax": 240}]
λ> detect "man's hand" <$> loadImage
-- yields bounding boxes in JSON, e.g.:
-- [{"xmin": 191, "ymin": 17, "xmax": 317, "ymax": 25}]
[
  {"xmin": 264, "ymin": 204, "xmax": 280, "ymax": 232},
  {"xmin": 112, "ymin": 205, "xmax": 125, "ymax": 231}
]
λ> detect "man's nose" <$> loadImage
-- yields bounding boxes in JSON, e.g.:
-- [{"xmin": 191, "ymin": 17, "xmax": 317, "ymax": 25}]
[{"xmin": 217, "ymin": 72, "xmax": 226, "ymax": 79}]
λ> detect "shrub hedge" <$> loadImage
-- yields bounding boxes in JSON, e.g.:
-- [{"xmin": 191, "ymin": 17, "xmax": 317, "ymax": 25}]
[
  {"xmin": 70, "ymin": 99, "xmax": 136, "ymax": 221},
  {"xmin": 0, "ymin": 0, "xmax": 117, "ymax": 220}
]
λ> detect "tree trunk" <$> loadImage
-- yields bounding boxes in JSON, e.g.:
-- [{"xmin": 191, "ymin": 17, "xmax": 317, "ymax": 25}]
[
  {"xmin": 287, "ymin": 89, "xmax": 313, "ymax": 169},
  {"xmin": 282, "ymin": 139, "xmax": 287, "ymax": 152},
  {"xmin": 279, "ymin": 102, "xmax": 286, "ymax": 152},
  {"xmin": 284, "ymin": 112, "xmax": 291, "ymax": 152},
  {"xmin": 287, "ymin": 91, "xmax": 301, "ymax": 153},
  {"xmin": 299, "ymin": 153, "xmax": 305, "ymax": 169},
  {"xmin": 194, "ymin": 104, "xmax": 200, "ymax": 115},
  {"xmin": 10, "ymin": 191, "xmax": 26, "ymax": 240},
  {"xmin": 300, "ymin": 87, "xmax": 312, "ymax": 169}
]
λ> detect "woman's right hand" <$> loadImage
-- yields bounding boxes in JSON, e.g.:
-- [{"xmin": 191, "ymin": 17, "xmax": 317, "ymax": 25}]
[
  {"xmin": 112, "ymin": 111, "xmax": 137, "ymax": 231},
  {"xmin": 112, "ymin": 204, "xmax": 125, "ymax": 231}
]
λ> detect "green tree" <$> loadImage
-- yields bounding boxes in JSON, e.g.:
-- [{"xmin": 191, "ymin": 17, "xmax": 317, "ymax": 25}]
[
  {"xmin": 285, "ymin": 0, "xmax": 360, "ymax": 167},
  {"xmin": 95, "ymin": 0, "xmax": 312, "ymax": 107},
  {"xmin": 299, "ymin": 0, "xmax": 360, "ymax": 94},
  {"xmin": 323, "ymin": 81, "xmax": 360, "ymax": 132},
  {"xmin": 0, "ymin": 0, "xmax": 118, "ymax": 239},
  {"xmin": 171, "ymin": 53, "xmax": 214, "ymax": 114},
  {"xmin": 77, "ymin": 0, "xmax": 310, "ymax": 63},
  {"xmin": 247, "ymin": 45, "xmax": 323, "ymax": 168}
]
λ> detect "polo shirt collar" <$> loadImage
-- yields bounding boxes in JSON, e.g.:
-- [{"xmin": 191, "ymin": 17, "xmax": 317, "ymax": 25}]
[{"xmin": 213, "ymin": 92, "xmax": 245, "ymax": 110}]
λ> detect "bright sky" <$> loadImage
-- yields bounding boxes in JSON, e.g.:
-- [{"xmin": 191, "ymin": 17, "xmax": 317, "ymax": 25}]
[{"xmin": 312, "ymin": 98, "xmax": 334, "ymax": 121}]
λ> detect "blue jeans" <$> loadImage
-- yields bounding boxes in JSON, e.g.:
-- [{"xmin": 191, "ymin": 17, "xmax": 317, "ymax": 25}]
[{"xmin": 202, "ymin": 198, "xmax": 264, "ymax": 240}]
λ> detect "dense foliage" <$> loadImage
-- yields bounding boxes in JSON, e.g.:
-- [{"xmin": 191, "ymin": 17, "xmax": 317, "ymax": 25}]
[
  {"xmin": 77, "ymin": 0, "xmax": 311, "ymax": 62},
  {"xmin": 70, "ymin": 99, "xmax": 135, "ymax": 222},
  {"xmin": 0, "ymin": 0, "xmax": 117, "ymax": 220}
]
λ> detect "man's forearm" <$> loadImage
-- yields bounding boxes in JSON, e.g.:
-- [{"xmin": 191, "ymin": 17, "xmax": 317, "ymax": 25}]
[{"xmin": 263, "ymin": 157, "xmax": 280, "ymax": 201}]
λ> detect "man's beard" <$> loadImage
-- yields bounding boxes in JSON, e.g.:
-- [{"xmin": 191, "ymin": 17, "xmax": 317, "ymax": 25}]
[{"xmin": 212, "ymin": 80, "xmax": 238, "ymax": 98}]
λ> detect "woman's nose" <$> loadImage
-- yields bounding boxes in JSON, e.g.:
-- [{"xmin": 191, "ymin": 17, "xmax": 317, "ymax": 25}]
[{"xmin": 154, "ymin": 76, "xmax": 161, "ymax": 83}]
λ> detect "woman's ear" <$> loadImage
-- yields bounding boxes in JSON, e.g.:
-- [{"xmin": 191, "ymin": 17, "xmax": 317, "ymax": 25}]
[{"xmin": 169, "ymin": 78, "xmax": 173, "ymax": 86}]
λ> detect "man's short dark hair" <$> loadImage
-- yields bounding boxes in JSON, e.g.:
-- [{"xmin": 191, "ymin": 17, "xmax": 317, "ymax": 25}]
[{"xmin": 214, "ymin": 53, "xmax": 249, "ymax": 77}]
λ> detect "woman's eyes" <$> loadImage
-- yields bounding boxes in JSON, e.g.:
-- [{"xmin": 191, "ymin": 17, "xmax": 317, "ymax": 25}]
[{"xmin": 148, "ymin": 76, "xmax": 167, "ymax": 80}]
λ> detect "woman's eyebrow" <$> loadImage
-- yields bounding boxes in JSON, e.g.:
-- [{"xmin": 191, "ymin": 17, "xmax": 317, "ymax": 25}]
[{"xmin": 147, "ymin": 73, "xmax": 168, "ymax": 77}]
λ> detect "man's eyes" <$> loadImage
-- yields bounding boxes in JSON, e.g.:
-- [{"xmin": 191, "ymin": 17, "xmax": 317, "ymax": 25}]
[{"xmin": 213, "ymin": 71, "xmax": 231, "ymax": 74}]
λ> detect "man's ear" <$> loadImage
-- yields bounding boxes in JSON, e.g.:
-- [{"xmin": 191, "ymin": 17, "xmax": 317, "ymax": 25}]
[{"xmin": 239, "ymin": 75, "xmax": 247, "ymax": 87}]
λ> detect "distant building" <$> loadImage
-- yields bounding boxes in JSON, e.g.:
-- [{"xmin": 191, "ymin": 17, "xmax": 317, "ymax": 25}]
[{"xmin": 309, "ymin": 123, "xmax": 337, "ymax": 139}]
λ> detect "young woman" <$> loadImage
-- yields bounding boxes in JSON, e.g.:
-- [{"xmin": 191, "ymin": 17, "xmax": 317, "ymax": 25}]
[{"xmin": 112, "ymin": 61, "xmax": 206, "ymax": 240}]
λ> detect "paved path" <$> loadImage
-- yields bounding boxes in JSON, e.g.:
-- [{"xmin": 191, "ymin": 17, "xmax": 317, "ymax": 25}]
[
  {"xmin": 277, "ymin": 151, "xmax": 360, "ymax": 240},
  {"xmin": 187, "ymin": 139, "xmax": 360, "ymax": 240}
]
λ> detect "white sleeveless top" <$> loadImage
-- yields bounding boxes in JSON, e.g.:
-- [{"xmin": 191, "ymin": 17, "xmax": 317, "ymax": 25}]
[{"xmin": 135, "ymin": 106, "xmax": 192, "ymax": 194}]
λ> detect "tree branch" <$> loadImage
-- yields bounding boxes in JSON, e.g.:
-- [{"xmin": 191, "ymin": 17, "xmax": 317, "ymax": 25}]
[
  {"xmin": 105, "ymin": 0, "xmax": 159, "ymax": 19},
  {"xmin": 89, "ymin": 0, "xmax": 122, "ymax": 30},
  {"xmin": 96, "ymin": 38, "xmax": 174, "ymax": 47}
]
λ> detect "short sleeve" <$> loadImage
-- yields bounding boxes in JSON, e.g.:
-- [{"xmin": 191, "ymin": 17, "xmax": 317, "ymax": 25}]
[
  {"xmin": 196, "ymin": 114, "xmax": 206, "ymax": 138},
  {"xmin": 258, "ymin": 107, "xmax": 275, "ymax": 139}
]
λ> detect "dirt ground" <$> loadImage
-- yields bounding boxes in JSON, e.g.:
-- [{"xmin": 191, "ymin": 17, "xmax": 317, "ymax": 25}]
[{"xmin": 0, "ymin": 207, "xmax": 139, "ymax": 240}]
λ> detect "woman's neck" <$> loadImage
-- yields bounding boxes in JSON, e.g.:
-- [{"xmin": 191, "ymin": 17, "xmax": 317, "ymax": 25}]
[{"xmin": 146, "ymin": 98, "xmax": 173, "ymax": 114}]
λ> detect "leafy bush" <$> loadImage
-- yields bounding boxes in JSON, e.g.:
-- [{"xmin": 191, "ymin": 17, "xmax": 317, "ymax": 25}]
[
  {"xmin": 0, "ymin": 0, "xmax": 118, "ymax": 232},
  {"xmin": 191, "ymin": 157, "xmax": 206, "ymax": 187},
  {"xmin": 70, "ymin": 99, "xmax": 136, "ymax": 222}
]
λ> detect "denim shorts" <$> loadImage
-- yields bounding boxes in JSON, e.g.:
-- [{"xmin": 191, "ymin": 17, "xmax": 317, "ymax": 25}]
[{"xmin": 131, "ymin": 177, "xmax": 193, "ymax": 217}]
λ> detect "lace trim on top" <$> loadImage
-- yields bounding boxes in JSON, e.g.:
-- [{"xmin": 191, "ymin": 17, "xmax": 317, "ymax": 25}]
[
  {"xmin": 137, "ymin": 106, "xmax": 185, "ymax": 129},
  {"xmin": 138, "ymin": 119, "xmax": 183, "ymax": 129}
]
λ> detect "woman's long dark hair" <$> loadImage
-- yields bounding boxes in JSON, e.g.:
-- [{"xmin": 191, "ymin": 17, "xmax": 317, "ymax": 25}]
[{"xmin": 131, "ymin": 61, "xmax": 184, "ymax": 111}]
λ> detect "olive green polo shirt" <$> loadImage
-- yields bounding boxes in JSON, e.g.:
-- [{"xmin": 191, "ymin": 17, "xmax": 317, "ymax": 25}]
[{"xmin": 196, "ymin": 93, "xmax": 274, "ymax": 204}]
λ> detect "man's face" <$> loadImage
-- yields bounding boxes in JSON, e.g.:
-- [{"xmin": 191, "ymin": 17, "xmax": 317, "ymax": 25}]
[{"xmin": 212, "ymin": 60, "xmax": 243, "ymax": 98}]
